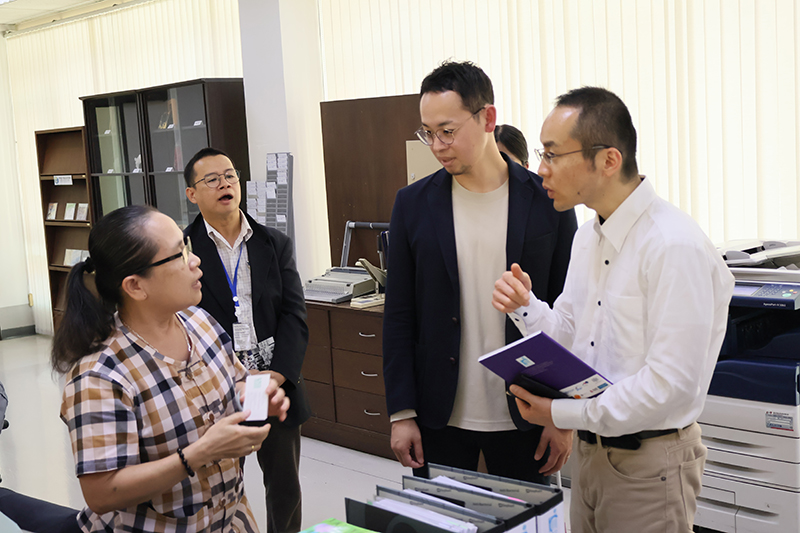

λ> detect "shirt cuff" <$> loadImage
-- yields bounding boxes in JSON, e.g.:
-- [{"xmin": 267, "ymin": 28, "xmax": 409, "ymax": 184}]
[
  {"xmin": 551, "ymin": 398, "xmax": 588, "ymax": 430},
  {"xmin": 508, "ymin": 291, "xmax": 547, "ymax": 336},
  {"xmin": 390, "ymin": 409, "xmax": 417, "ymax": 423}
]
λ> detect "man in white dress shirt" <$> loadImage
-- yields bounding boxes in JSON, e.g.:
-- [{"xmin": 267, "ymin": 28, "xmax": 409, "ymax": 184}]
[{"xmin": 492, "ymin": 87, "xmax": 734, "ymax": 533}]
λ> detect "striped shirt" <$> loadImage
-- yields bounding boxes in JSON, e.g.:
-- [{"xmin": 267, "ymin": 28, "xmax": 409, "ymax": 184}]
[
  {"xmin": 204, "ymin": 211, "xmax": 257, "ymax": 352},
  {"xmin": 60, "ymin": 307, "xmax": 258, "ymax": 533}
]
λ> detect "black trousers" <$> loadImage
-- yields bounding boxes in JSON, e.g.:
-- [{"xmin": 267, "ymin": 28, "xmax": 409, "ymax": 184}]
[
  {"xmin": 256, "ymin": 419, "xmax": 302, "ymax": 533},
  {"xmin": 415, "ymin": 424, "xmax": 550, "ymax": 485},
  {"xmin": 0, "ymin": 488, "xmax": 81, "ymax": 533}
]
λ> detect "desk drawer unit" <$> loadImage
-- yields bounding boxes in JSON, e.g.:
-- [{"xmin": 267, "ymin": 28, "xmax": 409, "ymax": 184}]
[
  {"xmin": 305, "ymin": 380, "xmax": 335, "ymax": 421},
  {"xmin": 332, "ymin": 349, "xmax": 385, "ymax": 396},
  {"xmin": 307, "ymin": 307, "xmax": 330, "ymax": 347},
  {"xmin": 334, "ymin": 387, "xmax": 391, "ymax": 434},
  {"xmin": 330, "ymin": 310, "xmax": 382, "ymax": 355}
]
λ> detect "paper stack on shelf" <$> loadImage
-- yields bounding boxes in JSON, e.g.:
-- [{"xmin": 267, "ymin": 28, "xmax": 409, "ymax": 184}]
[{"xmin": 247, "ymin": 152, "xmax": 295, "ymax": 241}]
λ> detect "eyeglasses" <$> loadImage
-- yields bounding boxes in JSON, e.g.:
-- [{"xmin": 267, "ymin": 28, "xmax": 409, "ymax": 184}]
[
  {"xmin": 415, "ymin": 107, "xmax": 485, "ymax": 146},
  {"xmin": 192, "ymin": 169, "xmax": 240, "ymax": 188},
  {"xmin": 133, "ymin": 236, "xmax": 192, "ymax": 275},
  {"xmin": 533, "ymin": 145, "xmax": 613, "ymax": 165}
]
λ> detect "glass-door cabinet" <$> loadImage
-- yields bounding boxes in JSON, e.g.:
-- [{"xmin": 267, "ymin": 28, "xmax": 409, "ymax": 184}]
[
  {"xmin": 143, "ymin": 84, "xmax": 209, "ymax": 226},
  {"xmin": 82, "ymin": 79, "xmax": 250, "ymax": 229},
  {"xmin": 84, "ymin": 93, "xmax": 146, "ymax": 218}
]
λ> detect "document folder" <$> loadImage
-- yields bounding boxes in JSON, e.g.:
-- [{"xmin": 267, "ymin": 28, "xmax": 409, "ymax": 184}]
[
  {"xmin": 346, "ymin": 498, "xmax": 458, "ymax": 533},
  {"xmin": 373, "ymin": 486, "xmax": 502, "ymax": 533},
  {"xmin": 479, "ymin": 330, "xmax": 612, "ymax": 399},
  {"xmin": 345, "ymin": 464, "xmax": 564, "ymax": 533}
]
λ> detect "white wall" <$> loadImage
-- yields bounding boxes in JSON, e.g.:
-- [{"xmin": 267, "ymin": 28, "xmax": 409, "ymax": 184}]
[
  {"xmin": 0, "ymin": 37, "xmax": 33, "ymax": 330},
  {"xmin": 238, "ymin": 0, "xmax": 330, "ymax": 282}
]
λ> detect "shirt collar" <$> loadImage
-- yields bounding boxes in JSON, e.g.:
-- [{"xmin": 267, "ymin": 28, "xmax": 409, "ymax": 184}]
[
  {"xmin": 203, "ymin": 210, "xmax": 253, "ymax": 250},
  {"xmin": 593, "ymin": 178, "xmax": 657, "ymax": 252}
]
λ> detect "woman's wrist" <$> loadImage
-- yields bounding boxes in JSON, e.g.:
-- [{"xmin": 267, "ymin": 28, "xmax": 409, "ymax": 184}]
[
  {"xmin": 176, "ymin": 447, "xmax": 195, "ymax": 477},
  {"xmin": 181, "ymin": 440, "xmax": 208, "ymax": 473}
]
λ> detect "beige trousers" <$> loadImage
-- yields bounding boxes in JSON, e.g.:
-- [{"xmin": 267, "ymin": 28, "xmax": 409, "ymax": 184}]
[{"xmin": 570, "ymin": 422, "xmax": 706, "ymax": 533}]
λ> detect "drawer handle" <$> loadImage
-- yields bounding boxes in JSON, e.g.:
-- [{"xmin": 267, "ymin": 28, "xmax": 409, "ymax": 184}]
[
  {"xmin": 358, "ymin": 332, "xmax": 377, "ymax": 338},
  {"xmin": 364, "ymin": 410, "xmax": 381, "ymax": 416},
  {"xmin": 360, "ymin": 371, "xmax": 379, "ymax": 378}
]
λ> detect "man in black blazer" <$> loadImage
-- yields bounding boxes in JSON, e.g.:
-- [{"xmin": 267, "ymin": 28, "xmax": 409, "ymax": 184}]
[
  {"xmin": 383, "ymin": 61, "xmax": 578, "ymax": 483},
  {"xmin": 183, "ymin": 148, "xmax": 310, "ymax": 533}
]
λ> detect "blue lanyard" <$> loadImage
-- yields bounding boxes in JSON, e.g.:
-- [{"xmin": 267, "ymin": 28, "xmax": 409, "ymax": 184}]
[{"xmin": 220, "ymin": 245, "xmax": 245, "ymax": 308}]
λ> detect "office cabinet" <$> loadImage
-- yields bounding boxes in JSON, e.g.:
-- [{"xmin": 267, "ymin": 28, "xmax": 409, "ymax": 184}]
[
  {"xmin": 36, "ymin": 127, "xmax": 93, "ymax": 330},
  {"xmin": 302, "ymin": 303, "xmax": 392, "ymax": 459},
  {"xmin": 81, "ymin": 78, "xmax": 250, "ymax": 228}
]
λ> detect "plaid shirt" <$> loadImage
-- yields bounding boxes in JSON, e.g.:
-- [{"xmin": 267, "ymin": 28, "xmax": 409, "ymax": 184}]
[{"xmin": 60, "ymin": 307, "xmax": 259, "ymax": 533}]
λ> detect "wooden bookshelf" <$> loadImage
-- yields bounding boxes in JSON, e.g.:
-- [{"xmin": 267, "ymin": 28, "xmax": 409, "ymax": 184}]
[{"xmin": 36, "ymin": 127, "xmax": 93, "ymax": 330}]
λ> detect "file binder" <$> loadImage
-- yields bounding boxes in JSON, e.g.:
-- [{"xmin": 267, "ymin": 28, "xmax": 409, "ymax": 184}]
[
  {"xmin": 374, "ymin": 486, "xmax": 503, "ymax": 533},
  {"xmin": 479, "ymin": 330, "xmax": 612, "ymax": 399},
  {"xmin": 345, "ymin": 464, "xmax": 565, "ymax": 533}
]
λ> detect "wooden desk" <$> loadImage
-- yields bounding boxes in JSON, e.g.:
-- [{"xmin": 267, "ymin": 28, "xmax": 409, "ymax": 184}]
[{"xmin": 301, "ymin": 301, "xmax": 393, "ymax": 459}]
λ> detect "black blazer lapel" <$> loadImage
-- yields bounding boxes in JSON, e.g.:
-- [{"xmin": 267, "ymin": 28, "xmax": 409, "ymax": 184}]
[
  {"xmin": 245, "ymin": 215, "xmax": 277, "ymax": 310},
  {"xmin": 506, "ymin": 164, "xmax": 535, "ymax": 268},
  {"xmin": 428, "ymin": 170, "xmax": 460, "ymax": 295}
]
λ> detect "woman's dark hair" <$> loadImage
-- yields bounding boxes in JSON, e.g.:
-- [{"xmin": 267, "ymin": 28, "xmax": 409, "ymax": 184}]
[
  {"xmin": 51, "ymin": 205, "xmax": 160, "ymax": 373},
  {"xmin": 494, "ymin": 124, "xmax": 529, "ymax": 167}
]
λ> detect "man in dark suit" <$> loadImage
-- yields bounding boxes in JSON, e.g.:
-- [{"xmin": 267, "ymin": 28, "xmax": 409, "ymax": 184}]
[
  {"xmin": 183, "ymin": 147, "xmax": 310, "ymax": 533},
  {"xmin": 383, "ymin": 61, "xmax": 578, "ymax": 483}
]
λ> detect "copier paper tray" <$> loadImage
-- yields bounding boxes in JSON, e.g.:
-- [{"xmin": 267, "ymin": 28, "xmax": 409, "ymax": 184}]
[{"xmin": 708, "ymin": 358, "xmax": 800, "ymax": 406}]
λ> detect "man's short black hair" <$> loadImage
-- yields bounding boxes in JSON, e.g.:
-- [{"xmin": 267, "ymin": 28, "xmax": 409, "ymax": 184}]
[
  {"xmin": 184, "ymin": 147, "xmax": 232, "ymax": 187},
  {"xmin": 420, "ymin": 60, "xmax": 494, "ymax": 113},
  {"xmin": 555, "ymin": 87, "xmax": 639, "ymax": 180}
]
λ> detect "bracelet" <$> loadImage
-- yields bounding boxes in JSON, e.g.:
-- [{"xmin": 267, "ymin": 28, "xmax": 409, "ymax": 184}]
[{"xmin": 176, "ymin": 447, "xmax": 195, "ymax": 477}]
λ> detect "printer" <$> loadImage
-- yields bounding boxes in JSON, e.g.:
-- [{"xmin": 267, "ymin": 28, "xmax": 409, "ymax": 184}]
[{"xmin": 695, "ymin": 240, "xmax": 800, "ymax": 533}]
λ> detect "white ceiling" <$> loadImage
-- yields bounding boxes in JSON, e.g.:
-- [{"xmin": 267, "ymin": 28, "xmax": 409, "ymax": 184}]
[{"xmin": 0, "ymin": 0, "xmax": 99, "ymax": 26}]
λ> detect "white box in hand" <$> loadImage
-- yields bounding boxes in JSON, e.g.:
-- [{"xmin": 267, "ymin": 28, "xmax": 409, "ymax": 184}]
[{"xmin": 242, "ymin": 373, "xmax": 271, "ymax": 425}]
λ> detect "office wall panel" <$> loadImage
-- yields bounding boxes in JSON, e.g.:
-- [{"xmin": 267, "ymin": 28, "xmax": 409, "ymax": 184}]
[
  {"xmin": 5, "ymin": 0, "xmax": 242, "ymax": 334},
  {"xmin": 318, "ymin": 0, "xmax": 800, "ymax": 242}
]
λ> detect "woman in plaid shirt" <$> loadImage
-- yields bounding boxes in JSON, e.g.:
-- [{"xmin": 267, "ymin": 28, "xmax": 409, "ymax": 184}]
[{"xmin": 52, "ymin": 205, "xmax": 288, "ymax": 532}]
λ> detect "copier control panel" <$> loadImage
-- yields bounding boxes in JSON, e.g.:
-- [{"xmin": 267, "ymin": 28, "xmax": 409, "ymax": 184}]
[{"xmin": 732, "ymin": 282, "xmax": 800, "ymax": 310}]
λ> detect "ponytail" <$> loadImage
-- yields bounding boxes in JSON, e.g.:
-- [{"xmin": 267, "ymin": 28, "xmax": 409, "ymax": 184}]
[{"xmin": 51, "ymin": 260, "xmax": 115, "ymax": 373}]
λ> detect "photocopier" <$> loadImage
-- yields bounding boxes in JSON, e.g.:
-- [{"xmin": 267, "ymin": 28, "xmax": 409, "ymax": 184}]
[{"xmin": 695, "ymin": 240, "xmax": 800, "ymax": 533}]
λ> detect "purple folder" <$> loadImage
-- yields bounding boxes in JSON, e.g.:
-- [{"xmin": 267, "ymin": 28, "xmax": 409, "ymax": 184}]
[{"xmin": 478, "ymin": 331, "xmax": 612, "ymax": 399}]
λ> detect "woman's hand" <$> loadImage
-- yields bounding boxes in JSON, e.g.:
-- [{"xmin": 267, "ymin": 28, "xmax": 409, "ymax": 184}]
[
  {"xmin": 188, "ymin": 410, "xmax": 271, "ymax": 467},
  {"xmin": 237, "ymin": 374, "xmax": 290, "ymax": 422}
]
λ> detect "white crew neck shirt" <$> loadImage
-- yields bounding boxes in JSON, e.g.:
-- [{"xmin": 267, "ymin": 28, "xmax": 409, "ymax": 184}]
[{"xmin": 448, "ymin": 176, "xmax": 515, "ymax": 431}]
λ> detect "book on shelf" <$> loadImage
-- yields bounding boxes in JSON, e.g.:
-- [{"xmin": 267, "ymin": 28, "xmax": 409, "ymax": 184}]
[
  {"xmin": 46, "ymin": 202, "xmax": 58, "ymax": 220},
  {"xmin": 63, "ymin": 249, "xmax": 83, "ymax": 267},
  {"xmin": 75, "ymin": 203, "xmax": 89, "ymax": 221},
  {"xmin": 479, "ymin": 330, "xmax": 612, "ymax": 399},
  {"xmin": 63, "ymin": 203, "xmax": 76, "ymax": 221}
]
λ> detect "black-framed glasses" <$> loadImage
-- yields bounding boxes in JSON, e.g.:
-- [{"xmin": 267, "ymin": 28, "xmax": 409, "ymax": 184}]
[
  {"xmin": 534, "ymin": 145, "xmax": 613, "ymax": 165},
  {"xmin": 415, "ymin": 107, "xmax": 485, "ymax": 146},
  {"xmin": 192, "ymin": 169, "xmax": 240, "ymax": 188},
  {"xmin": 132, "ymin": 236, "xmax": 192, "ymax": 275}
]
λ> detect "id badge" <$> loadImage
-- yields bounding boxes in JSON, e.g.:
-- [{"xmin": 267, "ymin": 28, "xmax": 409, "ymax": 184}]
[{"xmin": 233, "ymin": 322, "xmax": 252, "ymax": 352}]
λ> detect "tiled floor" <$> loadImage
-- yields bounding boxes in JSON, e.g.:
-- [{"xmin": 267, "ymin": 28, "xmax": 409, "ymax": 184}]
[{"xmin": 0, "ymin": 334, "xmax": 569, "ymax": 532}]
